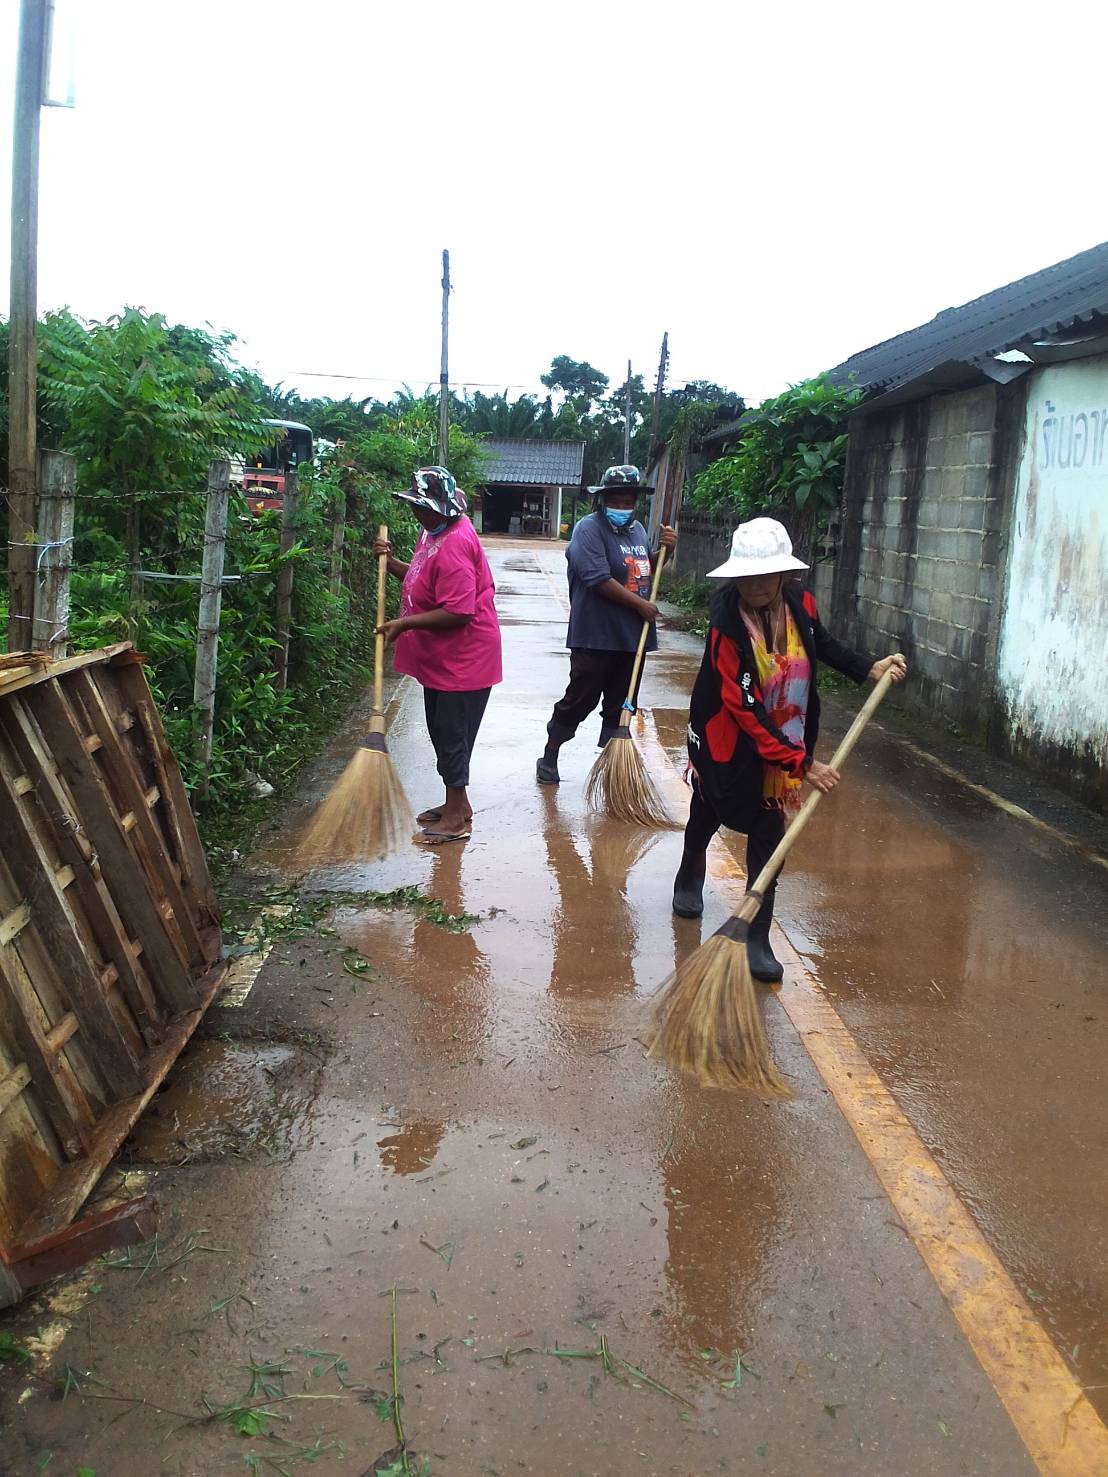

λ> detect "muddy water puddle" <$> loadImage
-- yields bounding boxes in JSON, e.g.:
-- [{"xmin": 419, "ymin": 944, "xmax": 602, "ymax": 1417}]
[{"xmin": 128, "ymin": 1037, "xmax": 319, "ymax": 1164}]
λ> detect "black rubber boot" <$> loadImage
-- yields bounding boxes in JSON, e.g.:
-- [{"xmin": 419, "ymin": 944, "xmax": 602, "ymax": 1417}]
[
  {"xmin": 746, "ymin": 887, "xmax": 783, "ymax": 982},
  {"xmin": 672, "ymin": 847, "xmax": 707, "ymax": 919},
  {"xmin": 537, "ymin": 721, "xmax": 572, "ymax": 784}
]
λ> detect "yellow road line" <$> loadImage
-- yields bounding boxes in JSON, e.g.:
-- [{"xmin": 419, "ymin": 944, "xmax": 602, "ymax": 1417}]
[{"xmin": 639, "ymin": 717, "xmax": 1108, "ymax": 1477}]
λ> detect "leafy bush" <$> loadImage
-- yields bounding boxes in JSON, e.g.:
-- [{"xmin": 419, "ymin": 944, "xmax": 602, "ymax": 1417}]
[
  {"xmin": 2, "ymin": 308, "xmax": 491, "ymax": 818},
  {"xmin": 689, "ymin": 374, "xmax": 860, "ymax": 553}
]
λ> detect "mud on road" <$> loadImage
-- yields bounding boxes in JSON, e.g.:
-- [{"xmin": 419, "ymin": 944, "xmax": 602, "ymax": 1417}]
[{"xmin": 0, "ymin": 538, "xmax": 1104, "ymax": 1477}]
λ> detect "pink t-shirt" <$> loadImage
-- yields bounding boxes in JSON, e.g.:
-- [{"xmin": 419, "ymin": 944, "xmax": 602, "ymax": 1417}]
[{"xmin": 393, "ymin": 517, "xmax": 503, "ymax": 692}]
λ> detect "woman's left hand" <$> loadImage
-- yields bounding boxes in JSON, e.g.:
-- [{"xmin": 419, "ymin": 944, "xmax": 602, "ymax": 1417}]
[
  {"xmin": 659, "ymin": 525, "xmax": 678, "ymax": 550},
  {"xmin": 375, "ymin": 618, "xmax": 408, "ymax": 647},
  {"xmin": 869, "ymin": 653, "xmax": 908, "ymax": 684}
]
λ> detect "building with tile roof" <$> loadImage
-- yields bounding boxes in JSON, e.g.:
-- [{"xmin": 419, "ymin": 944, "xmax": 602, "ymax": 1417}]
[{"xmin": 473, "ymin": 439, "xmax": 586, "ymax": 537}]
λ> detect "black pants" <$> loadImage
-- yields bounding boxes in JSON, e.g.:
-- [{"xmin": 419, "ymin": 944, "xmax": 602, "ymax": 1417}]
[
  {"xmin": 548, "ymin": 648, "xmax": 644, "ymax": 745},
  {"xmin": 684, "ymin": 786, "xmax": 786, "ymax": 898},
  {"xmin": 423, "ymin": 687, "xmax": 491, "ymax": 789}
]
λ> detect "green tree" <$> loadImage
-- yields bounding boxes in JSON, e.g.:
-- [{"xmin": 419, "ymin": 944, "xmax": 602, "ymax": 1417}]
[
  {"xmin": 689, "ymin": 374, "xmax": 859, "ymax": 556},
  {"xmin": 540, "ymin": 355, "xmax": 610, "ymax": 413},
  {"xmin": 462, "ymin": 390, "xmax": 543, "ymax": 439},
  {"xmin": 39, "ymin": 308, "xmax": 272, "ymax": 622}
]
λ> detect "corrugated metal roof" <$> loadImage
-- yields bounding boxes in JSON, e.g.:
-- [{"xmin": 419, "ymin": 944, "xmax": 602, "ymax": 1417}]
[
  {"xmin": 828, "ymin": 238, "xmax": 1108, "ymax": 399},
  {"xmin": 478, "ymin": 439, "xmax": 586, "ymax": 486}
]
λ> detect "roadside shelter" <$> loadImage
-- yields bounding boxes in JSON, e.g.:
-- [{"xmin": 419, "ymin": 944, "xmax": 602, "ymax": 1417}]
[{"xmin": 472, "ymin": 439, "xmax": 586, "ymax": 537}]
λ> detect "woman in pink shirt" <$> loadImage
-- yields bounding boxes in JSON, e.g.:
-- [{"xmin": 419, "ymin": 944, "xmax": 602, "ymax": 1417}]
[{"xmin": 375, "ymin": 466, "xmax": 502, "ymax": 844}]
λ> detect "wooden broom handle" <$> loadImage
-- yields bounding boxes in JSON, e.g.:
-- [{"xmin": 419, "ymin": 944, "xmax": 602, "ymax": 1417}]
[
  {"xmin": 622, "ymin": 544, "xmax": 668, "ymax": 706},
  {"xmin": 745, "ymin": 668, "xmax": 895, "ymax": 900},
  {"xmin": 373, "ymin": 523, "xmax": 388, "ymax": 715}
]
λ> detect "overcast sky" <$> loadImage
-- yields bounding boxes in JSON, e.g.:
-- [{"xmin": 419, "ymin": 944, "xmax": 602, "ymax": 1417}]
[{"xmin": 2, "ymin": 0, "xmax": 1105, "ymax": 409}]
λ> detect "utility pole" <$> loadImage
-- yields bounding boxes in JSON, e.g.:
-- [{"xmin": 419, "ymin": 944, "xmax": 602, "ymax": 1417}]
[
  {"xmin": 438, "ymin": 249, "xmax": 450, "ymax": 465},
  {"xmin": 623, "ymin": 360, "xmax": 632, "ymax": 463},
  {"xmin": 8, "ymin": 0, "xmax": 49, "ymax": 651},
  {"xmin": 647, "ymin": 331, "xmax": 669, "ymax": 468}
]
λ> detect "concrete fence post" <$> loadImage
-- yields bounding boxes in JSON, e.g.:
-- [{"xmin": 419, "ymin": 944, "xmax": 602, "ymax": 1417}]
[
  {"xmin": 193, "ymin": 459, "xmax": 231, "ymax": 794},
  {"xmin": 31, "ymin": 449, "xmax": 76, "ymax": 657}
]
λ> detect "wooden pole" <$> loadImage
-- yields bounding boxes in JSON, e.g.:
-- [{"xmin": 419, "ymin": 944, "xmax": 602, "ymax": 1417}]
[
  {"xmin": 623, "ymin": 360, "xmax": 632, "ymax": 463},
  {"xmin": 373, "ymin": 524, "xmax": 388, "ymax": 716},
  {"xmin": 647, "ymin": 331, "xmax": 669, "ymax": 468},
  {"xmin": 30, "ymin": 449, "xmax": 75, "ymax": 656},
  {"xmin": 438, "ymin": 248, "xmax": 450, "ymax": 465},
  {"xmin": 274, "ymin": 470, "xmax": 299, "ymax": 690},
  {"xmin": 7, "ymin": 0, "xmax": 49, "ymax": 652},
  {"xmin": 193, "ymin": 459, "xmax": 230, "ymax": 792}
]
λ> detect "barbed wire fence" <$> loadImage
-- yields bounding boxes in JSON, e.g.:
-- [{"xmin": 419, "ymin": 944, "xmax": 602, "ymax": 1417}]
[{"xmin": 2, "ymin": 454, "xmax": 364, "ymax": 795}]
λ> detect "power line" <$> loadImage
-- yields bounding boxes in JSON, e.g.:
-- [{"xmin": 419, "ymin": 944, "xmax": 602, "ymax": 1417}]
[{"xmin": 284, "ymin": 370, "xmax": 543, "ymax": 390}]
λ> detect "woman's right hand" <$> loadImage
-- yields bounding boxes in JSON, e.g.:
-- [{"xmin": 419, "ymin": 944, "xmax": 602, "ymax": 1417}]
[
  {"xmin": 637, "ymin": 597, "xmax": 660, "ymax": 623},
  {"xmin": 373, "ymin": 536, "xmax": 392, "ymax": 560},
  {"xmin": 805, "ymin": 760, "xmax": 841, "ymax": 794},
  {"xmin": 375, "ymin": 618, "xmax": 407, "ymax": 647}
]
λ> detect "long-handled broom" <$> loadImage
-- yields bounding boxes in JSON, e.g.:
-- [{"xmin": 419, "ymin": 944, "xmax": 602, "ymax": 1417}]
[
  {"xmin": 648, "ymin": 668, "xmax": 896, "ymax": 1093},
  {"xmin": 584, "ymin": 545, "xmax": 678, "ymax": 828},
  {"xmin": 297, "ymin": 524, "xmax": 413, "ymax": 866}
]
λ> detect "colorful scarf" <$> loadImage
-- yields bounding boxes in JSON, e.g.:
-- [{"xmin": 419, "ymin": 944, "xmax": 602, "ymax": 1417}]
[{"xmin": 740, "ymin": 601, "xmax": 811, "ymax": 811}]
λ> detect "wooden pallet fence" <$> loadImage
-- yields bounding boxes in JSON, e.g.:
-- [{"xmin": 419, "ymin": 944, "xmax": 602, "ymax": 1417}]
[{"xmin": 0, "ymin": 643, "xmax": 226, "ymax": 1305}]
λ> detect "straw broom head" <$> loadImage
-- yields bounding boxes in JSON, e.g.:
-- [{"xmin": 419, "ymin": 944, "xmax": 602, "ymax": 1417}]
[
  {"xmin": 647, "ymin": 893, "xmax": 789, "ymax": 1095},
  {"xmin": 584, "ymin": 726, "xmax": 679, "ymax": 829},
  {"xmin": 296, "ymin": 714, "xmax": 413, "ymax": 867}
]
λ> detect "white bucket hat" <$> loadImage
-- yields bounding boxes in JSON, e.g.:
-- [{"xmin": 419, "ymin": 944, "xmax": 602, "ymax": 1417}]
[{"xmin": 707, "ymin": 517, "xmax": 809, "ymax": 579}]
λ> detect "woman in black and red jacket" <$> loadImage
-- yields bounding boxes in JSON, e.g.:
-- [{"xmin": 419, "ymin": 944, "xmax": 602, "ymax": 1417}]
[{"xmin": 676, "ymin": 519, "xmax": 906, "ymax": 981}]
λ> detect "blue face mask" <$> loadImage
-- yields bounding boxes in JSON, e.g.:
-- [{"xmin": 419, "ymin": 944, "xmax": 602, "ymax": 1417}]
[
  {"xmin": 424, "ymin": 516, "xmax": 449, "ymax": 536},
  {"xmin": 604, "ymin": 506, "xmax": 635, "ymax": 530}
]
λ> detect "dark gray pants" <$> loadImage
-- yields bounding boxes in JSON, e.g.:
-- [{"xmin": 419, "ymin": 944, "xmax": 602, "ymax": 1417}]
[
  {"xmin": 548, "ymin": 648, "xmax": 644, "ymax": 746},
  {"xmin": 684, "ymin": 787, "xmax": 786, "ymax": 900},
  {"xmin": 423, "ymin": 687, "xmax": 491, "ymax": 788}
]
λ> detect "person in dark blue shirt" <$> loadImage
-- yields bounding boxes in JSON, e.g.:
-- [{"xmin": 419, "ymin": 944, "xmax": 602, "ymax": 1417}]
[{"xmin": 537, "ymin": 465, "xmax": 678, "ymax": 784}]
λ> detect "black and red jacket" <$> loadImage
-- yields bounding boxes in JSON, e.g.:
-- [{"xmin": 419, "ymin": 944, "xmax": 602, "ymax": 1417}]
[{"xmin": 687, "ymin": 582, "xmax": 873, "ymax": 832}]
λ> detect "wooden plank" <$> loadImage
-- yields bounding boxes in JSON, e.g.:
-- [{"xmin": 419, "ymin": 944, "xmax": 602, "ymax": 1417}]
[
  {"xmin": 111, "ymin": 657, "xmax": 221, "ymax": 945},
  {"xmin": 0, "ymin": 643, "xmax": 132, "ymax": 700},
  {"xmin": 3, "ymin": 698, "xmax": 164, "ymax": 1045},
  {"xmin": 0, "ymin": 955, "xmax": 87, "ymax": 1157},
  {"xmin": 0, "ymin": 904, "xmax": 31, "ymax": 947},
  {"xmin": 24, "ymin": 680, "xmax": 199, "ymax": 1016},
  {"xmin": 131, "ymin": 696, "xmax": 192, "ymax": 884},
  {"xmin": 2, "ymin": 1193, "xmax": 158, "ymax": 1305},
  {"xmin": 0, "ymin": 1062, "xmax": 32, "ymax": 1117},
  {"xmin": 43, "ymin": 1012, "xmax": 78, "ymax": 1055},
  {"xmin": 0, "ymin": 752, "xmax": 143, "ymax": 1095},
  {"xmin": 15, "ymin": 958, "xmax": 225, "ymax": 1245},
  {"xmin": 74, "ymin": 670, "xmax": 206, "ymax": 970}
]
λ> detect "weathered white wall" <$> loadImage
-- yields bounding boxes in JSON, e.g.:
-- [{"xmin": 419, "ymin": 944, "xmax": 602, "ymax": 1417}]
[{"xmin": 997, "ymin": 357, "xmax": 1108, "ymax": 786}]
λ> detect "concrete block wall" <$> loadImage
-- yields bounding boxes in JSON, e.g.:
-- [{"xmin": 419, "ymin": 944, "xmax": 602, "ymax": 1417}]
[
  {"xmin": 831, "ymin": 382, "xmax": 1025, "ymax": 733},
  {"xmin": 674, "ymin": 512, "xmax": 836, "ymax": 612},
  {"xmin": 674, "ymin": 512, "xmax": 732, "ymax": 584}
]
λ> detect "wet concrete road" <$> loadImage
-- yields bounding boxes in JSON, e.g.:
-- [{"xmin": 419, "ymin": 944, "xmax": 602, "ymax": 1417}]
[{"xmin": 2, "ymin": 538, "xmax": 1106, "ymax": 1475}]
